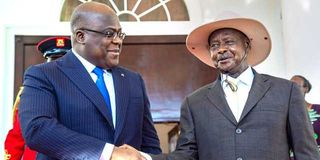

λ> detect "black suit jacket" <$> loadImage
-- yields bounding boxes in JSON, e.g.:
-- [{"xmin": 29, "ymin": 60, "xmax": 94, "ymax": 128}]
[
  {"xmin": 153, "ymin": 72, "xmax": 319, "ymax": 160},
  {"xmin": 19, "ymin": 51, "xmax": 161, "ymax": 159}
]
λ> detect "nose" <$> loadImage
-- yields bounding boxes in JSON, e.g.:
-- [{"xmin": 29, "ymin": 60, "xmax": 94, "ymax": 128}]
[
  {"xmin": 112, "ymin": 36, "xmax": 123, "ymax": 44},
  {"xmin": 217, "ymin": 47, "xmax": 227, "ymax": 54}
]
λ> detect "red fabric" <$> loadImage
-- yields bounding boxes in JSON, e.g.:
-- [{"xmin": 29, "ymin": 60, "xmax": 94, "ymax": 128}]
[{"xmin": 4, "ymin": 88, "xmax": 36, "ymax": 160}]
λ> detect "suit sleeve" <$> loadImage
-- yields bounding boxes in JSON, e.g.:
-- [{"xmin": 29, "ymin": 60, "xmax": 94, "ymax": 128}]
[
  {"xmin": 139, "ymin": 74, "xmax": 162, "ymax": 154},
  {"xmin": 170, "ymin": 97, "xmax": 198, "ymax": 159},
  {"xmin": 18, "ymin": 66, "xmax": 105, "ymax": 159},
  {"xmin": 288, "ymin": 83, "xmax": 320, "ymax": 159},
  {"xmin": 152, "ymin": 97, "xmax": 198, "ymax": 160}
]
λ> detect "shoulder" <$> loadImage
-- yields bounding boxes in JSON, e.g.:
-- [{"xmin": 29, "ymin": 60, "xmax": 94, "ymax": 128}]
[
  {"xmin": 113, "ymin": 66, "xmax": 141, "ymax": 78},
  {"xmin": 191, "ymin": 83, "xmax": 213, "ymax": 95},
  {"xmin": 25, "ymin": 60, "xmax": 56, "ymax": 73},
  {"xmin": 259, "ymin": 73, "xmax": 290, "ymax": 83},
  {"xmin": 185, "ymin": 82, "xmax": 214, "ymax": 102},
  {"xmin": 258, "ymin": 73, "xmax": 294, "ymax": 87},
  {"xmin": 25, "ymin": 61, "xmax": 59, "ymax": 76}
]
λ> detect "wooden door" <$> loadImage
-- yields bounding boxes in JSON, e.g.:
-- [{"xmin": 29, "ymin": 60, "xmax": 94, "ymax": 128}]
[{"xmin": 14, "ymin": 35, "xmax": 217, "ymax": 122}]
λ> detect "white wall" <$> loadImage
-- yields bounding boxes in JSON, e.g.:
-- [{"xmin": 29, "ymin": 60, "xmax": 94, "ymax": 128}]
[
  {"xmin": 0, "ymin": 0, "xmax": 290, "ymax": 158},
  {"xmin": 282, "ymin": 0, "xmax": 320, "ymax": 104}
]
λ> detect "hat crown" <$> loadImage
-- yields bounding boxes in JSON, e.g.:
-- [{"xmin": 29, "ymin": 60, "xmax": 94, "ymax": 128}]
[
  {"xmin": 186, "ymin": 15, "xmax": 271, "ymax": 68},
  {"xmin": 37, "ymin": 37, "xmax": 71, "ymax": 58},
  {"xmin": 213, "ymin": 11, "xmax": 242, "ymax": 22}
]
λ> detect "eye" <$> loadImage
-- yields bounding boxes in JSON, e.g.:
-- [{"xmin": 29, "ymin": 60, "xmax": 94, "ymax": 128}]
[
  {"xmin": 225, "ymin": 40, "xmax": 235, "ymax": 45},
  {"xmin": 104, "ymin": 30, "xmax": 115, "ymax": 38},
  {"xmin": 118, "ymin": 32, "xmax": 126, "ymax": 39},
  {"xmin": 210, "ymin": 43, "xmax": 219, "ymax": 49}
]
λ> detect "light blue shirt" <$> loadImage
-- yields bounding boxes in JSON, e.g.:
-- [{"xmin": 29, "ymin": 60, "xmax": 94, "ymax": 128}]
[{"xmin": 220, "ymin": 67, "xmax": 254, "ymax": 122}]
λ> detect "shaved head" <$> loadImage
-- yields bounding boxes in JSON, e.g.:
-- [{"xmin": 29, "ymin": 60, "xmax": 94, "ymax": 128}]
[
  {"xmin": 70, "ymin": 2, "xmax": 118, "ymax": 33},
  {"xmin": 69, "ymin": 1, "xmax": 123, "ymax": 69}
]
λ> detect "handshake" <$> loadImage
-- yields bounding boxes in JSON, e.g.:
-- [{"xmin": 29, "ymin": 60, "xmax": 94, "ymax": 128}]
[{"xmin": 110, "ymin": 144, "xmax": 149, "ymax": 160}]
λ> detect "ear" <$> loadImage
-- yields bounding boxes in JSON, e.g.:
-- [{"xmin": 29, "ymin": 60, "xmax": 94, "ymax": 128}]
[
  {"xmin": 75, "ymin": 30, "xmax": 86, "ymax": 44},
  {"xmin": 244, "ymin": 40, "xmax": 251, "ymax": 52}
]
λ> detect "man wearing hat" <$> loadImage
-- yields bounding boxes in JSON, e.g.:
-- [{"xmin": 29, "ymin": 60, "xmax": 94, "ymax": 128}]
[
  {"xmin": 151, "ymin": 17, "xmax": 320, "ymax": 159},
  {"xmin": 4, "ymin": 36, "xmax": 71, "ymax": 160}
]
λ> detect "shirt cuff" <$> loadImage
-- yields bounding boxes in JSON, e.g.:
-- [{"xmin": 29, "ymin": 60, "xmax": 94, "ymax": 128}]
[
  {"xmin": 99, "ymin": 143, "xmax": 114, "ymax": 160},
  {"xmin": 140, "ymin": 151, "xmax": 152, "ymax": 160}
]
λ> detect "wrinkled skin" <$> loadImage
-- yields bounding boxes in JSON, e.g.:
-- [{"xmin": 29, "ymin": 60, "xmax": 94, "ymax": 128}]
[{"xmin": 208, "ymin": 28, "xmax": 250, "ymax": 78}]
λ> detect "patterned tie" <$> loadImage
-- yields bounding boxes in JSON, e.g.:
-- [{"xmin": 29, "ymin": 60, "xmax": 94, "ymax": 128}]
[
  {"xmin": 225, "ymin": 76, "xmax": 241, "ymax": 121},
  {"xmin": 93, "ymin": 67, "xmax": 112, "ymax": 118},
  {"xmin": 225, "ymin": 77, "xmax": 238, "ymax": 92}
]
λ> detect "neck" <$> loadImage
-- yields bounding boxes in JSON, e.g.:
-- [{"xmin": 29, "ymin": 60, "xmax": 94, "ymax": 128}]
[{"xmin": 223, "ymin": 64, "xmax": 249, "ymax": 78}]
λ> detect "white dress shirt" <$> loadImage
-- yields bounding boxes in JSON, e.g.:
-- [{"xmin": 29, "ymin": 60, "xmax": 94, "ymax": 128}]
[{"xmin": 221, "ymin": 67, "xmax": 254, "ymax": 122}]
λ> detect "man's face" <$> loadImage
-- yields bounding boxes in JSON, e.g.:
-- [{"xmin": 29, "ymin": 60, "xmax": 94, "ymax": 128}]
[
  {"xmin": 208, "ymin": 28, "xmax": 249, "ymax": 75},
  {"xmin": 80, "ymin": 14, "xmax": 123, "ymax": 69}
]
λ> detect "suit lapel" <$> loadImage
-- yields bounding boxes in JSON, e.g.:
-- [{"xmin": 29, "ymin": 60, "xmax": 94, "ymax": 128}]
[
  {"xmin": 112, "ymin": 67, "xmax": 129, "ymax": 142},
  {"xmin": 239, "ymin": 73, "xmax": 270, "ymax": 122},
  {"xmin": 207, "ymin": 79, "xmax": 238, "ymax": 125},
  {"xmin": 56, "ymin": 51, "xmax": 114, "ymax": 127}
]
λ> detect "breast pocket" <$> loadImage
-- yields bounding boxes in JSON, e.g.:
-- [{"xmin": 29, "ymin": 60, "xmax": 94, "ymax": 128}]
[{"xmin": 258, "ymin": 102, "xmax": 285, "ymax": 112}]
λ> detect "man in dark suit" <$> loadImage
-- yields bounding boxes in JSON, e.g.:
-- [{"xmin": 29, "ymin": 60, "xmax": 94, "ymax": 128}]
[
  {"xmin": 18, "ymin": 2, "xmax": 161, "ymax": 160},
  {"xmin": 151, "ymin": 16, "xmax": 320, "ymax": 160}
]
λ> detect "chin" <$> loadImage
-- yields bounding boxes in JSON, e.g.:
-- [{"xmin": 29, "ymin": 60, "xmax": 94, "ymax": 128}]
[
  {"xmin": 223, "ymin": 62, "xmax": 237, "ymax": 69},
  {"xmin": 219, "ymin": 66, "xmax": 235, "ymax": 74},
  {"xmin": 108, "ymin": 62, "xmax": 119, "ymax": 68},
  {"xmin": 218, "ymin": 65, "xmax": 230, "ymax": 71}
]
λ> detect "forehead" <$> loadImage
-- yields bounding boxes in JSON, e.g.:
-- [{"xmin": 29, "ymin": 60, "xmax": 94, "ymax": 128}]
[
  {"xmin": 209, "ymin": 28, "xmax": 246, "ymax": 40},
  {"xmin": 89, "ymin": 13, "xmax": 121, "ymax": 28},
  {"xmin": 291, "ymin": 76, "xmax": 304, "ymax": 83},
  {"xmin": 74, "ymin": 9, "xmax": 121, "ymax": 32}
]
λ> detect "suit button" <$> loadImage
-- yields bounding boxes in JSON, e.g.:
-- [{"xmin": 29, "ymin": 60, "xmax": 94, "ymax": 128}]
[
  {"xmin": 236, "ymin": 128, "xmax": 242, "ymax": 134},
  {"xmin": 236, "ymin": 157, "xmax": 243, "ymax": 160}
]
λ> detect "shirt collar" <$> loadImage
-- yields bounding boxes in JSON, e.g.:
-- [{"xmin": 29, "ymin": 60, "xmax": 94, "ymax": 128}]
[
  {"xmin": 220, "ymin": 66, "xmax": 254, "ymax": 87},
  {"xmin": 72, "ymin": 48, "xmax": 105, "ymax": 74}
]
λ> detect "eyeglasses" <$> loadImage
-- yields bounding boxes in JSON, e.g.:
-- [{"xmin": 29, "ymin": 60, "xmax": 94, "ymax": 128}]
[{"xmin": 79, "ymin": 28, "xmax": 126, "ymax": 40}]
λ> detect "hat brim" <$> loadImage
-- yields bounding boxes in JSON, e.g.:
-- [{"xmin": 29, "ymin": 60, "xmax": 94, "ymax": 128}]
[
  {"xmin": 37, "ymin": 37, "xmax": 71, "ymax": 58},
  {"xmin": 186, "ymin": 18, "xmax": 271, "ymax": 68}
]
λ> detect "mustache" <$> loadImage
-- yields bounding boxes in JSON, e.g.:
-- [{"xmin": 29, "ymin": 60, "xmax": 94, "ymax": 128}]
[{"xmin": 217, "ymin": 53, "xmax": 233, "ymax": 61}]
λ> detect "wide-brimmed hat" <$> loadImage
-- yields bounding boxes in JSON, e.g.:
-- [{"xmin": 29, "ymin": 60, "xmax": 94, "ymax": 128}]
[
  {"xmin": 186, "ymin": 17, "xmax": 271, "ymax": 68},
  {"xmin": 37, "ymin": 37, "xmax": 71, "ymax": 58}
]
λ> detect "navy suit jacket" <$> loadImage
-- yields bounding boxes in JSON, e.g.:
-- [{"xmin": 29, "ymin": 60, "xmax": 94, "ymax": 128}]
[{"xmin": 18, "ymin": 51, "xmax": 161, "ymax": 159}]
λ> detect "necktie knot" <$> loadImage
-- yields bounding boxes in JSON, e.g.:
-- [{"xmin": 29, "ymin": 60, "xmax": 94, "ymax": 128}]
[
  {"xmin": 225, "ymin": 77, "xmax": 238, "ymax": 92},
  {"xmin": 93, "ymin": 67, "xmax": 104, "ymax": 78}
]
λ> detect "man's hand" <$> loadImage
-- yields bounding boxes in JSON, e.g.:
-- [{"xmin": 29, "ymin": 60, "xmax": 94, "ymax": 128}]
[{"xmin": 110, "ymin": 144, "xmax": 146, "ymax": 160}]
